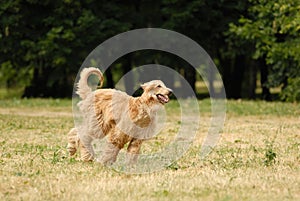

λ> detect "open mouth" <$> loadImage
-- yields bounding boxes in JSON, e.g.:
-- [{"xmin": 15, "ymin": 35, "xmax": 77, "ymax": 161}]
[{"xmin": 156, "ymin": 94, "xmax": 169, "ymax": 104}]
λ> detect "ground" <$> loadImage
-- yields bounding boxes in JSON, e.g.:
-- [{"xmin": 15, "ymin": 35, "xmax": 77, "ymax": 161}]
[{"xmin": 0, "ymin": 98, "xmax": 299, "ymax": 201}]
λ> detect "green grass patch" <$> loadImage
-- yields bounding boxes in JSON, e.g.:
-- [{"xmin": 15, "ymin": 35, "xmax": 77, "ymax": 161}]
[
  {"xmin": 0, "ymin": 99, "xmax": 299, "ymax": 201},
  {"xmin": 0, "ymin": 98, "xmax": 71, "ymax": 108}
]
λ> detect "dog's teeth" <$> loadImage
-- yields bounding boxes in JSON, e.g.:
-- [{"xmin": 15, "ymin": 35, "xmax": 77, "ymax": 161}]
[{"xmin": 157, "ymin": 94, "xmax": 169, "ymax": 103}]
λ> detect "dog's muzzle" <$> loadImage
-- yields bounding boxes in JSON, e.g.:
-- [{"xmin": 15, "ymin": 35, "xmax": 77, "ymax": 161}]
[{"xmin": 156, "ymin": 94, "xmax": 170, "ymax": 104}]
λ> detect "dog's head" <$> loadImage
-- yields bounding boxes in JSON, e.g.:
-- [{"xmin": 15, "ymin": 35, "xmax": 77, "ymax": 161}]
[{"xmin": 141, "ymin": 80, "xmax": 172, "ymax": 105}]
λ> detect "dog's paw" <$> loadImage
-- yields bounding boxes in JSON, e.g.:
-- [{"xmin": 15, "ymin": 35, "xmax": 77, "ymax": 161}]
[
  {"xmin": 80, "ymin": 149, "xmax": 95, "ymax": 162},
  {"xmin": 98, "ymin": 155, "xmax": 117, "ymax": 166},
  {"xmin": 67, "ymin": 145, "xmax": 77, "ymax": 156}
]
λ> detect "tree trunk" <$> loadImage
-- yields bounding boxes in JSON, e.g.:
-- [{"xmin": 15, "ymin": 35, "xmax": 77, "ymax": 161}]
[
  {"xmin": 23, "ymin": 66, "xmax": 71, "ymax": 98},
  {"xmin": 220, "ymin": 55, "xmax": 247, "ymax": 99},
  {"xmin": 122, "ymin": 56, "xmax": 134, "ymax": 95},
  {"xmin": 220, "ymin": 57, "xmax": 232, "ymax": 98},
  {"xmin": 183, "ymin": 67, "xmax": 196, "ymax": 98},
  {"xmin": 241, "ymin": 58, "xmax": 257, "ymax": 99},
  {"xmin": 23, "ymin": 66, "xmax": 48, "ymax": 97},
  {"xmin": 260, "ymin": 59, "xmax": 271, "ymax": 101},
  {"xmin": 207, "ymin": 59, "xmax": 216, "ymax": 98},
  {"xmin": 104, "ymin": 68, "xmax": 114, "ymax": 88},
  {"xmin": 230, "ymin": 55, "xmax": 245, "ymax": 99}
]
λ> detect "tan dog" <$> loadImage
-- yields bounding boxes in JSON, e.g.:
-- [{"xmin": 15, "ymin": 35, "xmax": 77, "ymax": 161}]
[{"xmin": 67, "ymin": 67, "xmax": 172, "ymax": 165}]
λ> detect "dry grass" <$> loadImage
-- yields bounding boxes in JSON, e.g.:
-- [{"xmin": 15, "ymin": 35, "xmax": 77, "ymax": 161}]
[{"xmin": 0, "ymin": 99, "xmax": 299, "ymax": 201}]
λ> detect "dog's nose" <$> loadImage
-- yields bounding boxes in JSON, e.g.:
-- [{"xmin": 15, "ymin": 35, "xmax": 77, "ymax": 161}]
[{"xmin": 167, "ymin": 88, "xmax": 173, "ymax": 96}]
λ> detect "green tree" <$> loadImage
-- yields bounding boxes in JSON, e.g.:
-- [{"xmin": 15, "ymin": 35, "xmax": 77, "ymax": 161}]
[
  {"xmin": 0, "ymin": 0, "xmax": 131, "ymax": 97},
  {"xmin": 161, "ymin": 0, "xmax": 250, "ymax": 98},
  {"xmin": 0, "ymin": 0, "xmax": 32, "ymax": 89},
  {"xmin": 2, "ymin": 0, "xmax": 276, "ymax": 100},
  {"xmin": 229, "ymin": 0, "xmax": 300, "ymax": 101}
]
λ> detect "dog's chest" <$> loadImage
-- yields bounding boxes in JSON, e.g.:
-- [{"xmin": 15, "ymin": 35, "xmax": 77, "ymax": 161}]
[{"xmin": 131, "ymin": 109, "xmax": 153, "ymax": 128}]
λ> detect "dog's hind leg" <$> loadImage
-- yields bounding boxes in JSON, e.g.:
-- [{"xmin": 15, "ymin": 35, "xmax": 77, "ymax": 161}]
[
  {"xmin": 67, "ymin": 128, "xmax": 79, "ymax": 156},
  {"xmin": 79, "ymin": 135, "xmax": 95, "ymax": 162}
]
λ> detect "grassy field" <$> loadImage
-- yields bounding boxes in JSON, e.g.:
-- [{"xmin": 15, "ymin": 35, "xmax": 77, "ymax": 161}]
[{"xmin": 0, "ymin": 98, "xmax": 299, "ymax": 201}]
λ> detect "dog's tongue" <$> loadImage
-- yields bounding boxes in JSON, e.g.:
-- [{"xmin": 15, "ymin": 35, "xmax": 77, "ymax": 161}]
[{"xmin": 157, "ymin": 94, "xmax": 169, "ymax": 103}]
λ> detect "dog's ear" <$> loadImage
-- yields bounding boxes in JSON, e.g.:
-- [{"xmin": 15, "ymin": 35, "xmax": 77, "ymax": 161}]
[{"xmin": 140, "ymin": 82, "xmax": 149, "ymax": 90}]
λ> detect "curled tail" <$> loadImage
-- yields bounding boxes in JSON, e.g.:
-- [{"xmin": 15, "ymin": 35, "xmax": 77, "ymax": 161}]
[{"xmin": 77, "ymin": 67, "xmax": 104, "ymax": 100}]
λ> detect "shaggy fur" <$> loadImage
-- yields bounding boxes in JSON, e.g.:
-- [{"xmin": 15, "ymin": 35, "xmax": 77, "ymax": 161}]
[{"xmin": 67, "ymin": 67, "xmax": 172, "ymax": 165}]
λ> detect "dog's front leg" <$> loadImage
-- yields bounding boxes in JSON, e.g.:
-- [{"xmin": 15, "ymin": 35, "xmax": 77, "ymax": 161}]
[
  {"xmin": 99, "ymin": 129, "xmax": 131, "ymax": 165},
  {"xmin": 126, "ymin": 139, "xmax": 143, "ymax": 164},
  {"xmin": 99, "ymin": 142, "xmax": 120, "ymax": 165}
]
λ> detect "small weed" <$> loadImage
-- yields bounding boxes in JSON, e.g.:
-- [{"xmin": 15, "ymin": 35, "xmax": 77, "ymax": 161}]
[
  {"xmin": 154, "ymin": 189, "xmax": 170, "ymax": 197},
  {"xmin": 167, "ymin": 161, "xmax": 180, "ymax": 170},
  {"xmin": 264, "ymin": 141, "xmax": 277, "ymax": 166},
  {"xmin": 51, "ymin": 148, "xmax": 65, "ymax": 164},
  {"xmin": 264, "ymin": 147, "xmax": 277, "ymax": 166}
]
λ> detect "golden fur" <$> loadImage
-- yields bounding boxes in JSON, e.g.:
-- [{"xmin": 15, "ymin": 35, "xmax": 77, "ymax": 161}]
[{"xmin": 67, "ymin": 67, "xmax": 172, "ymax": 165}]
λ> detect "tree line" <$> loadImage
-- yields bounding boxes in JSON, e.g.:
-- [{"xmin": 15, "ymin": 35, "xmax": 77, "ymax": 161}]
[{"xmin": 0, "ymin": 0, "xmax": 299, "ymax": 101}]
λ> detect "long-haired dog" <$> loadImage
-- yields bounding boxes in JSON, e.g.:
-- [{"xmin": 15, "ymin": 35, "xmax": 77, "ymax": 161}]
[{"xmin": 67, "ymin": 67, "xmax": 172, "ymax": 165}]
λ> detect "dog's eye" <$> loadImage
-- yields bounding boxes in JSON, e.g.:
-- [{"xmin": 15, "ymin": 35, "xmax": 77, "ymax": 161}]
[{"xmin": 157, "ymin": 85, "xmax": 162, "ymax": 88}]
